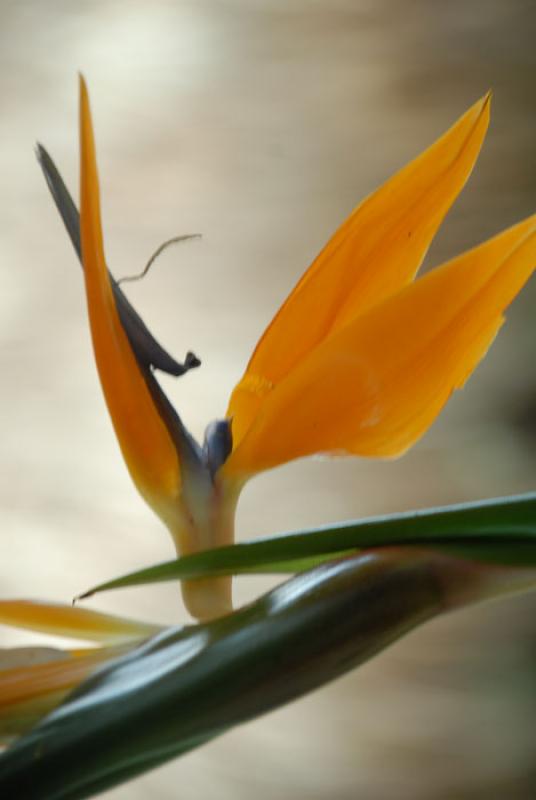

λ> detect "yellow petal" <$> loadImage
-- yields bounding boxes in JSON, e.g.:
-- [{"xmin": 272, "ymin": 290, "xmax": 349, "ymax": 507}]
[
  {"xmin": 228, "ymin": 94, "xmax": 491, "ymax": 446},
  {"xmin": 224, "ymin": 214, "xmax": 535, "ymax": 477},
  {"xmin": 0, "ymin": 647, "xmax": 71, "ymax": 671},
  {"xmin": 0, "ymin": 646, "xmax": 124, "ymax": 744},
  {"xmin": 0, "ymin": 599, "xmax": 160, "ymax": 644},
  {"xmin": 79, "ymin": 75, "xmax": 180, "ymax": 512}
]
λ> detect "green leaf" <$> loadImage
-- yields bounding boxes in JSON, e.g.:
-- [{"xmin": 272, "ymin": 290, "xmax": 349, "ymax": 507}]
[
  {"xmin": 78, "ymin": 492, "xmax": 536, "ymax": 598},
  {"xmin": 2, "ymin": 547, "xmax": 535, "ymax": 799}
]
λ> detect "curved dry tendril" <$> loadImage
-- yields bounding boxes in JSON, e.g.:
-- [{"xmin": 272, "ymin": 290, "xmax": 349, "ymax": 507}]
[{"xmin": 117, "ymin": 234, "xmax": 202, "ymax": 286}]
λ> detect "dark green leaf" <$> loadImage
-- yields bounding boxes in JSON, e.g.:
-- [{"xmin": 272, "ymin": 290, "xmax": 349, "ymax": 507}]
[
  {"xmin": 3, "ymin": 547, "xmax": 534, "ymax": 799},
  {"xmin": 79, "ymin": 492, "xmax": 536, "ymax": 598}
]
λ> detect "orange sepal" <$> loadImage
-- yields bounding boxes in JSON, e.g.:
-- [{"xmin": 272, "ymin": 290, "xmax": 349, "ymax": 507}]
[
  {"xmin": 0, "ymin": 599, "xmax": 160, "ymax": 644},
  {"xmin": 0, "ymin": 648, "xmax": 118, "ymax": 708},
  {"xmin": 228, "ymin": 94, "xmax": 491, "ymax": 446},
  {"xmin": 79, "ymin": 75, "xmax": 180, "ymax": 512},
  {"xmin": 224, "ymin": 214, "xmax": 535, "ymax": 477},
  {"xmin": 0, "ymin": 645, "xmax": 126, "ymax": 744}
]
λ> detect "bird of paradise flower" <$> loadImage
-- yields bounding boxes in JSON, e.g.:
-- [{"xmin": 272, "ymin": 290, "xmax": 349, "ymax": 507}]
[
  {"xmin": 0, "ymin": 76, "xmax": 534, "ymax": 753},
  {"xmin": 74, "ymin": 79, "xmax": 534, "ymax": 620}
]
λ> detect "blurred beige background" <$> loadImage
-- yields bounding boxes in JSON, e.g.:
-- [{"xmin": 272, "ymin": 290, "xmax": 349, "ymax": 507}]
[{"xmin": 0, "ymin": 1, "xmax": 535, "ymax": 798}]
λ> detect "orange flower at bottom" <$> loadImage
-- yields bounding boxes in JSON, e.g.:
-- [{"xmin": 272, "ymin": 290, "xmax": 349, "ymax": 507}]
[
  {"xmin": 0, "ymin": 601, "xmax": 159, "ymax": 745},
  {"xmin": 39, "ymin": 79, "xmax": 535, "ymax": 619}
]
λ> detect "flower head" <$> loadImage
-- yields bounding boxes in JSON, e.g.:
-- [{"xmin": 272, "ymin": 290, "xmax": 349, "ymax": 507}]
[{"xmin": 39, "ymin": 78, "xmax": 535, "ymax": 619}]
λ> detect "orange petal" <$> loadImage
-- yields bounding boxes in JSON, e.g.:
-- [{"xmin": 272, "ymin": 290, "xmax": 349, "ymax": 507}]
[
  {"xmin": 224, "ymin": 214, "xmax": 535, "ymax": 477},
  {"xmin": 0, "ymin": 599, "xmax": 160, "ymax": 644},
  {"xmin": 228, "ymin": 94, "xmax": 491, "ymax": 446},
  {"xmin": 0, "ymin": 645, "xmax": 124, "ymax": 744},
  {"xmin": 79, "ymin": 75, "xmax": 180, "ymax": 513}
]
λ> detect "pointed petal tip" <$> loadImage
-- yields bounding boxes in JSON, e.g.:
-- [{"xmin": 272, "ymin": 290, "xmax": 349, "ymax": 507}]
[
  {"xmin": 452, "ymin": 92, "xmax": 491, "ymax": 142},
  {"xmin": 471, "ymin": 90, "xmax": 491, "ymax": 126},
  {"xmin": 79, "ymin": 74, "xmax": 91, "ymax": 121},
  {"xmin": 482, "ymin": 90, "xmax": 492, "ymax": 114}
]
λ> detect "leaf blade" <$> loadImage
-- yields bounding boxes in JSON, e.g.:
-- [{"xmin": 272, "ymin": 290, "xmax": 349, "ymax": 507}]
[
  {"xmin": 78, "ymin": 492, "xmax": 536, "ymax": 597},
  {"xmin": 2, "ymin": 548, "xmax": 535, "ymax": 799}
]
